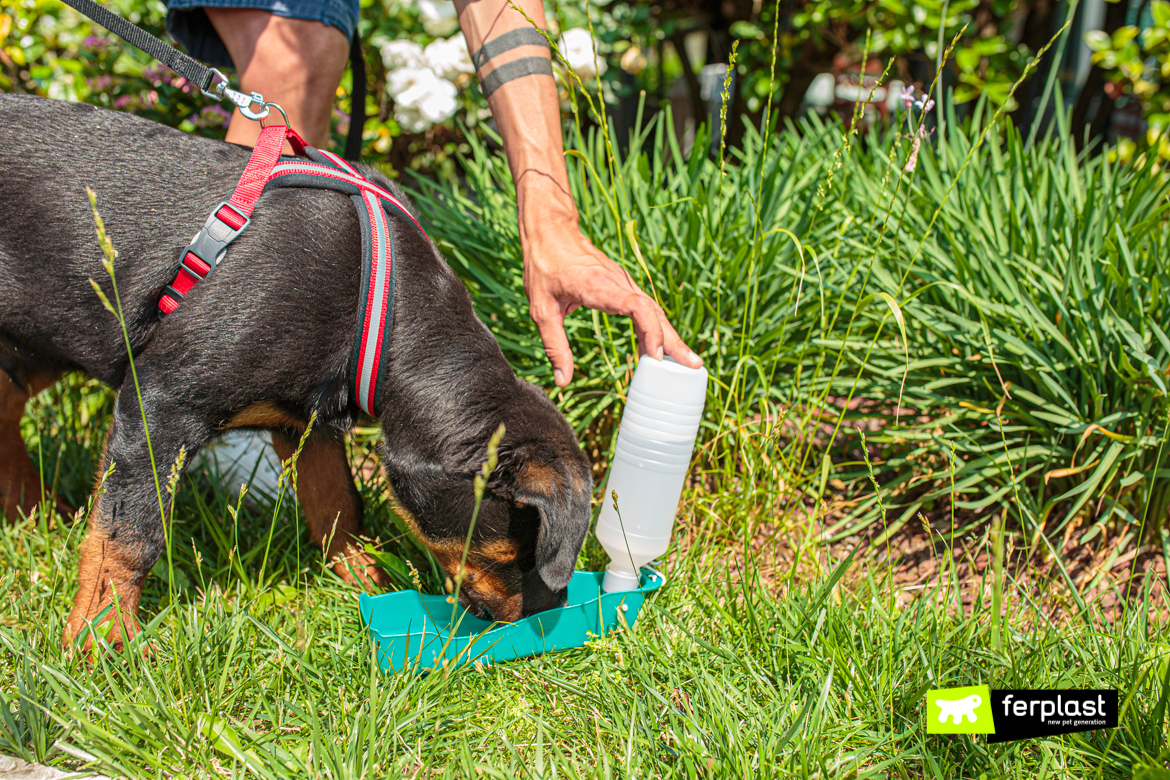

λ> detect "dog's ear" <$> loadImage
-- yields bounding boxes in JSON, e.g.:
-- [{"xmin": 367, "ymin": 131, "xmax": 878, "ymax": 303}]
[{"xmin": 510, "ymin": 457, "xmax": 592, "ymax": 591}]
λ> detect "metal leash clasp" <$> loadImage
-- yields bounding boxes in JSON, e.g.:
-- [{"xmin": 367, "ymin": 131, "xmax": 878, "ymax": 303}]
[
  {"xmin": 224, "ymin": 87, "xmax": 270, "ymax": 121},
  {"xmin": 201, "ymin": 67, "xmax": 287, "ymax": 125}
]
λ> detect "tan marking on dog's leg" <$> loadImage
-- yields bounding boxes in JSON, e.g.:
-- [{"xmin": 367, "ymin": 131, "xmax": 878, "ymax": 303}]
[
  {"xmin": 64, "ymin": 524, "xmax": 146, "ymax": 656},
  {"xmin": 224, "ymin": 401, "xmax": 305, "ymax": 432},
  {"xmin": 271, "ymin": 430, "xmax": 391, "ymax": 589},
  {"xmin": 0, "ymin": 371, "xmax": 61, "ymax": 521}
]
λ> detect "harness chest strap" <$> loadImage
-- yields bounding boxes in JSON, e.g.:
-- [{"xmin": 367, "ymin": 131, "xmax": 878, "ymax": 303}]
[{"xmin": 158, "ymin": 125, "xmax": 427, "ymax": 416}]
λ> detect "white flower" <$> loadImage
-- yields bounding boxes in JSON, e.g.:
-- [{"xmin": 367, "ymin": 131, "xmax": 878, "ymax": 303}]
[
  {"xmin": 558, "ymin": 28, "xmax": 606, "ymax": 81},
  {"xmin": 386, "ymin": 66, "xmax": 428, "ymax": 99},
  {"xmin": 379, "ymin": 39, "xmax": 425, "ymax": 71},
  {"xmin": 416, "ymin": 0, "xmax": 459, "ymax": 37},
  {"xmin": 395, "ymin": 104, "xmax": 432, "ymax": 133},
  {"xmin": 410, "ymin": 81, "xmax": 458, "ymax": 123},
  {"xmin": 900, "ymin": 84, "xmax": 934, "ymax": 112},
  {"xmin": 804, "ymin": 72, "xmax": 835, "ymax": 108},
  {"xmin": 424, "ymin": 33, "xmax": 473, "ymax": 80},
  {"xmin": 388, "ymin": 66, "xmax": 458, "ymax": 131}
]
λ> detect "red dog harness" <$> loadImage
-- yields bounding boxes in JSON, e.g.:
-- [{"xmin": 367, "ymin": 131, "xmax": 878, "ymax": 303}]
[{"xmin": 158, "ymin": 125, "xmax": 426, "ymax": 416}]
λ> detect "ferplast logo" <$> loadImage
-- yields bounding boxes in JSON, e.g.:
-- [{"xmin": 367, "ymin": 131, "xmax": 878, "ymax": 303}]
[
  {"xmin": 926, "ymin": 685, "xmax": 995, "ymax": 735},
  {"xmin": 986, "ymin": 690, "xmax": 1118, "ymax": 744},
  {"xmin": 925, "ymin": 687, "xmax": 1119, "ymax": 742}
]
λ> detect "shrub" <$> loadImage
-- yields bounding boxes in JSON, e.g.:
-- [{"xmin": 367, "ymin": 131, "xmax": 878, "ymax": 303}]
[
  {"xmin": 413, "ymin": 97, "xmax": 1170, "ymax": 547},
  {"xmin": 1087, "ymin": 1, "xmax": 1170, "ymax": 162}
]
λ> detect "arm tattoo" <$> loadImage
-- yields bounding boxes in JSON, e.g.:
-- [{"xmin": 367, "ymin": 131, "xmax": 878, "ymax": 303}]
[
  {"xmin": 472, "ymin": 28, "xmax": 554, "ymax": 98},
  {"xmin": 470, "ymin": 27, "xmax": 549, "ymax": 70},
  {"xmin": 479, "ymin": 57, "xmax": 554, "ymax": 98}
]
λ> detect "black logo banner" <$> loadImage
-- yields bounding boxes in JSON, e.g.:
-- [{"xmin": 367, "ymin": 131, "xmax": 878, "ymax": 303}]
[{"xmin": 987, "ymin": 690, "xmax": 1118, "ymax": 743}]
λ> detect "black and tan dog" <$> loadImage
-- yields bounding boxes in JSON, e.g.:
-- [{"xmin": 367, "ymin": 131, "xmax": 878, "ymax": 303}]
[{"xmin": 0, "ymin": 94, "xmax": 592, "ymax": 651}]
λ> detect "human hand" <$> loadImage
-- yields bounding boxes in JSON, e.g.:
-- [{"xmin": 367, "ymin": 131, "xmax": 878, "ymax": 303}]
[{"xmin": 521, "ymin": 213, "xmax": 703, "ymax": 388}]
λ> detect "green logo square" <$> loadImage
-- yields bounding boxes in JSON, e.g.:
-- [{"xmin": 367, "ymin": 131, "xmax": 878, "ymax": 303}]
[{"xmin": 927, "ymin": 685, "xmax": 995, "ymax": 734}]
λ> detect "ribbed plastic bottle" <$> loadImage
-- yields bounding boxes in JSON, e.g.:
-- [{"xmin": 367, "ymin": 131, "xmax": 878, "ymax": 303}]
[{"xmin": 596, "ymin": 355, "xmax": 708, "ymax": 592}]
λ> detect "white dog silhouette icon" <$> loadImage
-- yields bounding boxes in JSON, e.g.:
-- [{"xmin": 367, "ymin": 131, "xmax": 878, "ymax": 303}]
[{"xmin": 935, "ymin": 694, "xmax": 982, "ymax": 725}]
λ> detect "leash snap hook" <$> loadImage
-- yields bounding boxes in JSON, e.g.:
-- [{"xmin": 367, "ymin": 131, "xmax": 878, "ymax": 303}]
[
  {"xmin": 201, "ymin": 68, "xmax": 269, "ymax": 121},
  {"xmin": 223, "ymin": 88, "xmax": 271, "ymax": 121}
]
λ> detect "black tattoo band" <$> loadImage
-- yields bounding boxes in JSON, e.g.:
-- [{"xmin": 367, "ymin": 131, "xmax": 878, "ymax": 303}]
[
  {"xmin": 479, "ymin": 56, "xmax": 554, "ymax": 98},
  {"xmin": 470, "ymin": 27, "xmax": 550, "ymax": 71}
]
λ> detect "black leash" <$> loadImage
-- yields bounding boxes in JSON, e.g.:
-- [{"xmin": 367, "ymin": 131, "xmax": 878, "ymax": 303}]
[
  {"xmin": 345, "ymin": 31, "xmax": 366, "ymax": 161},
  {"xmin": 61, "ymin": 0, "xmax": 367, "ymax": 161}
]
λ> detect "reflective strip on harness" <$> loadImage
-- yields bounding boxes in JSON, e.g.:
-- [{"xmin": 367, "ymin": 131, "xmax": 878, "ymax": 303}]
[
  {"xmin": 267, "ymin": 161, "xmax": 427, "ymax": 238},
  {"xmin": 357, "ymin": 189, "xmax": 391, "ymax": 415},
  {"xmin": 157, "ymin": 126, "xmax": 423, "ymax": 416}
]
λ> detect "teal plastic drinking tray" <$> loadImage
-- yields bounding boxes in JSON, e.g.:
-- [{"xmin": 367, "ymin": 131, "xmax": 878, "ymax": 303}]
[{"xmin": 358, "ymin": 569, "xmax": 664, "ymax": 672}]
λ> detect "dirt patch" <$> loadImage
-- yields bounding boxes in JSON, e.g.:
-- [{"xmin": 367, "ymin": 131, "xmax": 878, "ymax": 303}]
[{"xmin": 678, "ymin": 496, "xmax": 1170, "ymax": 625}]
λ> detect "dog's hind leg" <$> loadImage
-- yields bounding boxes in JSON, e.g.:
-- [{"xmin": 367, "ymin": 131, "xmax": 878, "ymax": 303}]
[
  {"xmin": 270, "ymin": 429, "xmax": 390, "ymax": 589},
  {"xmin": 0, "ymin": 370, "xmax": 60, "ymax": 521}
]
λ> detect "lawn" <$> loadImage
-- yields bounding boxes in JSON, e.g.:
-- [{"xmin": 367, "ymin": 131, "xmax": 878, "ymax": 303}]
[
  {"xmin": 4, "ymin": 91, "xmax": 1170, "ymax": 776},
  {"xmin": 1, "ymin": 417, "xmax": 1167, "ymax": 777}
]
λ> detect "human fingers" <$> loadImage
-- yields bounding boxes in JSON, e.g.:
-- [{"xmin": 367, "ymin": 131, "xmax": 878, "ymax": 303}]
[
  {"xmin": 530, "ymin": 300, "xmax": 575, "ymax": 386},
  {"xmin": 625, "ymin": 291, "xmax": 666, "ymax": 362},
  {"xmin": 658, "ymin": 310, "xmax": 703, "ymax": 367}
]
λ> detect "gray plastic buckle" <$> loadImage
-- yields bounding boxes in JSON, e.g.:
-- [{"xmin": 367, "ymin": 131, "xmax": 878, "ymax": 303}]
[{"xmin": 180, "ymin": 202, "xmax": 250, "ymax": 271}]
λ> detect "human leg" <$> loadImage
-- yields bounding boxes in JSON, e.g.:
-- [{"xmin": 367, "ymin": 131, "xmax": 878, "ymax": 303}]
[{"xmin": 205, "ymin": 9, "xmax": 349, "ymax": 148}]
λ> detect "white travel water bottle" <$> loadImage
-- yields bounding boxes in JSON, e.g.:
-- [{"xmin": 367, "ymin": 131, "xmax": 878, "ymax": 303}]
[{"xmin": 596, "ymin": 355, "xmax": 708, "ymax": 592}]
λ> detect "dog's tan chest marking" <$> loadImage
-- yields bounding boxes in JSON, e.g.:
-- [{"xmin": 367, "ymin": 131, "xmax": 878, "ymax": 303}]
[{"xmin": 478, "ymin": 537, "xmax": 519, "ymax": 564}]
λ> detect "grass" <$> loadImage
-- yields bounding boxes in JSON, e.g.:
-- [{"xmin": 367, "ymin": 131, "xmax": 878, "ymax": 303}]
[
  {"xmin": 5, "ymin": 19, "xmax": 1170, "ymax": 777},
  {"xmin": 3, "ymin": 438, "xmax": 1170, "ymax": 777}
]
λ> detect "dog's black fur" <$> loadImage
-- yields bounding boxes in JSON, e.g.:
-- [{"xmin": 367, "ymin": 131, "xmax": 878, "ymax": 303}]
[{"xmin": 0, "ymin": 94, "xmax": 592, "ymax": 645}]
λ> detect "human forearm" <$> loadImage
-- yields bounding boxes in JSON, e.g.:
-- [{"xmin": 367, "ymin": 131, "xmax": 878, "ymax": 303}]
[
  {"xmin": 453, "ymin": 0, "xmax": 576, "ymax": 245},
  {"xmin": 454, "ymin": 0, "xmax": 702, "ymax": 385}
]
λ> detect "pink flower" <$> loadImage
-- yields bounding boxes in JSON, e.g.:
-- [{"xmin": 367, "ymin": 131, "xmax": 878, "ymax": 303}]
[
  {"xmin": 900, "ymin": 85, "xmax": 915, "ymax": 109},
  {"xmin": 192, "ymin": 104, "xmax": 232, "ymax": 128},
  {"xmin": 900, "ymin": 85, "xmax": 935, "ymax": 113}
]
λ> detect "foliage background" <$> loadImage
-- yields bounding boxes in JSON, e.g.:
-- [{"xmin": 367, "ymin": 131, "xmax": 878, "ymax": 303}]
[
  {"xmin": 7, "ymin": 0, "xmax": 1162, "ymax": 173},
  {"xmin": 3, "ymin": 98, "xmax": 1170, "ymax": 777}
]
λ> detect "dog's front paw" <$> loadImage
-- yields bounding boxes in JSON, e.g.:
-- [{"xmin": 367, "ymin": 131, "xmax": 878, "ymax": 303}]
[
  {"xmin": 63, "ymin": 606, "xmax": 145, "ymax": 660},
  {"xmin": 330, "ymin": 545, "xmax": 393, "ymax": 590}
]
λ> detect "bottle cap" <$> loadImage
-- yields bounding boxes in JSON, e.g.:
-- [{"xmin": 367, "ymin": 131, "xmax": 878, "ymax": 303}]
[{"xmin": 602, "ymin": 564, "xmax": 642, "ymax": 593}]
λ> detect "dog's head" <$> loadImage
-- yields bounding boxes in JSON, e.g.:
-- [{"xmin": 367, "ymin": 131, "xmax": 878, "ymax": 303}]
[{"xmin": 381, "ymin": 381, "xmax": 592, "ymax": 622}]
